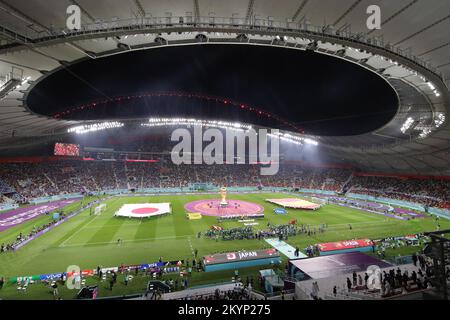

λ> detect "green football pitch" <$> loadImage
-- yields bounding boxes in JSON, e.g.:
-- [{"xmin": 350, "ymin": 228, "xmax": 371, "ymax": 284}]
[{"xmin": 1, "ymin": 192, "xmax": 447, "ymax": 281}]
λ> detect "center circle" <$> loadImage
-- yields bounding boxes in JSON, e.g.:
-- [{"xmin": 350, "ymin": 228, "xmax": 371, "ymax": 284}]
[
  {"xmin": 185, "ymin": 199, "xmax": 264, "ymax": 217},
  {"xmin": 131, "ymin": 207, "xmax": 159, "ymax": 214}
]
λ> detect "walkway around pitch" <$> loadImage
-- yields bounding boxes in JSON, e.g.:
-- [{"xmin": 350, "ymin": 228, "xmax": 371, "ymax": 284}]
[{"xmin": 265, "ymin": 238, "xmax": 307, "ymax": 259}]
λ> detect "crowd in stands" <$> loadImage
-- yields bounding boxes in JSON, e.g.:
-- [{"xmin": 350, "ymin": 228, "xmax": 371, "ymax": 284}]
[
  {"xmin": 375, "ymin": 234, "xmax": 428, "ymax": 258},
  {"xmin": 176, "ymin": 285, "xmax": 254, "ymax": 300},
  {"xmin": 0, "ymin": 210, "xmax": 72, "ymax": 253},
  {"xmin": 339, "ymin": 252, "xmax": 450, "ymax": 299},
  {"xmin": 0, "ymin": 199, "xmax": 98, "ymax": 253},
  {"xmin": 0, "ymin": 161, "xmax": 350, "ymax": 200},
  {"xmin": 349, "ymin": 175, "xmax": 450, "ymax": 209},
  {"xmin": 0, "ymin": 160, "xmax": 448, "ymax": 209}
]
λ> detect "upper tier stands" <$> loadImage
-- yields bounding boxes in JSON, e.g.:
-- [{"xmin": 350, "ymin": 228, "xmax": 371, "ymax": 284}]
[{"xmin": 0, "ymin": 160, "xmax": 448, "ymax": 209}]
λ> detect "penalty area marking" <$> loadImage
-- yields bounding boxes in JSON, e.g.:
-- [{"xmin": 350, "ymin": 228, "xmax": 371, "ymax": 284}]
[{"xmin": 58, "ymin": 214, "xmax": 105, "ymax": 247}]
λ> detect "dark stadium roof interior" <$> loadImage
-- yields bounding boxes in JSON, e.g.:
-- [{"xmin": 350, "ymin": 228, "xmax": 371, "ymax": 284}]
[
  {"xmin": 0, "ymin": 0, "xmax": 449, "ymax": 175},
  {"xmin": 26, "ymin": 45, "xmax": 398, "ymax": 136}
]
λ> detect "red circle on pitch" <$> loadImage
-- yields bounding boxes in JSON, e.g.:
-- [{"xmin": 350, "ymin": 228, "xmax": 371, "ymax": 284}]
[{"xmin": 131, "ymin": 207, "xmax": 159, "ymax": 214}]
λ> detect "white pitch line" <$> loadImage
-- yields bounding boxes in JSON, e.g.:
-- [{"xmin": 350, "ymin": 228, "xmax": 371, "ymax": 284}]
[
  {"xmin": 59, "ymin": 214, "xmax": 103, "ymax": 247},
  {"xmin": 82, "ymin": 223, "xmax": 143, "ymax": 229},
  {"xmin": 317, "ymin": 220, "xmax": 396, "ymax": 229},
  {"xmin": 59, "ymin": 234, "xmax": 192, "ymax": 248},
  {"xmin": 60, "ymin": 221, "xmax": 390, "ymax": 248},
  {"xmin": 187, "ymin": 237, "xmax": 195, "ymax": 258}
]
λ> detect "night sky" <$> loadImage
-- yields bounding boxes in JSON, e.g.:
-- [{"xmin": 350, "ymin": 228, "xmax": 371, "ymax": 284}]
[{"xmin": 27, "ymin": 44, "xmax": 398, "ymax": 136}]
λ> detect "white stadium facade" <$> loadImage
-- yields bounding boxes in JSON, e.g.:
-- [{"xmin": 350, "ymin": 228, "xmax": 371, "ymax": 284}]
[{"xmin": 0, "ymin": 0, "xmax": 449, "ymax": 174}]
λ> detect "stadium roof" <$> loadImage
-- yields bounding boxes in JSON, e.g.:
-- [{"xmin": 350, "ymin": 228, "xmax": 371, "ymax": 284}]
[{"xmin": 0, "ymin": 0, "xmax": 449, "ymax": 174}]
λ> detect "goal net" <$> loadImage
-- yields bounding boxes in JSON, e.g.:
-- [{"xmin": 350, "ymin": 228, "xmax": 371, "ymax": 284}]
[{"xmin": 94, "ymin": 203, "xmax": 106, "ymax": 215}]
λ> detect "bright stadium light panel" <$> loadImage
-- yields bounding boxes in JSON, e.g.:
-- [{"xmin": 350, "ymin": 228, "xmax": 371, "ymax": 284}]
[
  {"xmin": 427, "ymin": 82, "xmax": 436, "ymax": 90},
  {"xmin": 267, "ymin": 132, "xmax": 318, "ymax": 146},
  {"xmin": 401, "ymin": 117, "xmax": 415, "ymax": 134},
  {"xmin": 304, "ymin": 138, "xmax": 319, "ymax": 146},
  {"xmin": 435, "ymin": 114, "xmax": 445, "ymax": 128},
  {"xmin": 419, "ymin": 128, "xmax": 432, "ymax": 139},
  {"xmin": 142, "ymin": 118, "xmax": 252, "ymax": 132},
  {"xmin": 67, "ymin": 121, "xmax": 124, "ymax": 134}
]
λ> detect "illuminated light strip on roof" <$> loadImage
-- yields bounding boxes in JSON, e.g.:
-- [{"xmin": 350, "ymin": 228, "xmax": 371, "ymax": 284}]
[
  {"xmin": 52, "ymin": 91, "xmax": 303, "ymax": 133},
  {"xmin": 141, "ymin": 118, "xmax": 252, "ymax": 132},
  {"xmin": 419, "ymin": 128, "xmax": 432, "ymax": 139},
  {"xmin": 401, "ymin": 117, "xmax": 415, "ymax": 134},
  {"xmin": 67, "ymin": 121, "xmax": 124, "ymax": 134},
  {"xmin": 142, "ymin": 118, "xmax": 318, "ymax": 146},
  {"xmin": 434, "ymin": 113, "xmax": 445, "ymax": 128},
  {"xmin": 267, "ymin": 133, "xmax": 318, "ymax": 146}
]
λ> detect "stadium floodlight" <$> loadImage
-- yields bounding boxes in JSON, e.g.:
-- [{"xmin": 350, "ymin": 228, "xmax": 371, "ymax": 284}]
[
  {"xmin": 267, "ymin": 132, "xmax": 318, "ymax": 146},
  {"xmin": 427, "ymin": 82, "xmax": 436, "ymax": 90},
  {"xmin": 304, "ymin": 138, "xmax": 319, "ymax": 146},
  {"xmin": 419, "ymin": 128, "xmax": 432, "ymax": 139},
  {"xmin": 67, "ymin": 121, "xmax": 124, "ymax": 134},
  {"xmin": 141, "ymin": 118, "xmax": 252, "ymax": 132},
  {"xmin": 400, "ymin": 117, "xmax": 415, "ymax": 134},
  {"xmin": 142, "ymin": 118, "xmax": 318, "ymax": 146},
  {"xmin": 434, "ymin": 114, "xmax": 445, "ymax": 128}
]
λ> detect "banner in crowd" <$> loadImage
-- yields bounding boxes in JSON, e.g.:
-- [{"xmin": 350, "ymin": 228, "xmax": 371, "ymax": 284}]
[
  {"xmin": 30, "ymin": 194, "xmax": 82, "ymax": 204},
  {"xmin": 347, "ymin": 193, "xmax": 426, "ymax": 212},
  {"xmin": 317, "ymin": 239, "xmax": 374, "ymax": 252},
  {"xmin": 9, "ymin": 261, "xmax": 178, "ymax": 284},
  {"xmin": 428, "ymin": 207, "xmax": 450, "ymax": 220},
  {"xmin": 204, "ymin": 248, "xmax": 280, "ymax": 266},
  {"xmin": 298, "ymin": 189, "xmax": 337, "ymax": 195},
  {"xmin": 0, "ymin": 199, "xmax": 80, "ymax": 232},
  {"xmin": 0, "ymin": 203, "xmax": 19, "ymax": 212}
]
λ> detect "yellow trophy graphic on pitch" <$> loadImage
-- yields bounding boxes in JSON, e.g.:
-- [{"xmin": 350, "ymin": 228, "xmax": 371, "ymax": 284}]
[{"xmin": 219, "ymin": 187, "xmax": 228, "ymax": 207}]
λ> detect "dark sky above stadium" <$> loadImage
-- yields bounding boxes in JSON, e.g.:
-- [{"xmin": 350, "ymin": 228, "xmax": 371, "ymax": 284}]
[{"xmin": 27, "ymin": 44, "xmax": 398, "ymax": 136}]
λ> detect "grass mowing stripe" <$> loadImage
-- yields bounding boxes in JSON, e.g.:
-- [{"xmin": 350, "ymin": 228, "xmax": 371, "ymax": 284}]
[
  {"xmin": 171, "ymin": 197, "xmax": 194, "ymax": 237},
  {"xmin": 133, "ymin": 217, "xmax": 159, "ymax": 241},
  {"xmin": 85, "ymin": 216, "xmax": 127, "ymax": 245},
  {"xmin": 60, "ymin": 235, "xmax": 193, "ymax": 248},
  {"xmin": 0, "ymin": 193, "xmax": 447, "ymax": 281},
  {"xmin": 82, "ymin": 198, "xmax": 127, "ymax": 245},
  {"xmin": 58, "ymin": 212, "xmax": 103, "ymax": 247}
]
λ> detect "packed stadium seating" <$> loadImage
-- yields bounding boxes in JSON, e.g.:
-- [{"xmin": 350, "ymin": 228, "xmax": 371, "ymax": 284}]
[
  {"xmin": 349, "ymin": 175, "xmax": 450, "ymax": 209},
  {"xmin": 0, "ymin": 160, "xmax": 448, "ymax": 209}
]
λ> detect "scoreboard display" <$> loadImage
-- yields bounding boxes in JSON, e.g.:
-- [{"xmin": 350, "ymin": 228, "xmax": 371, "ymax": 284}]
[{"xmin": 54, "ymin": 143, "xmax": 80, "ymax": 156}]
